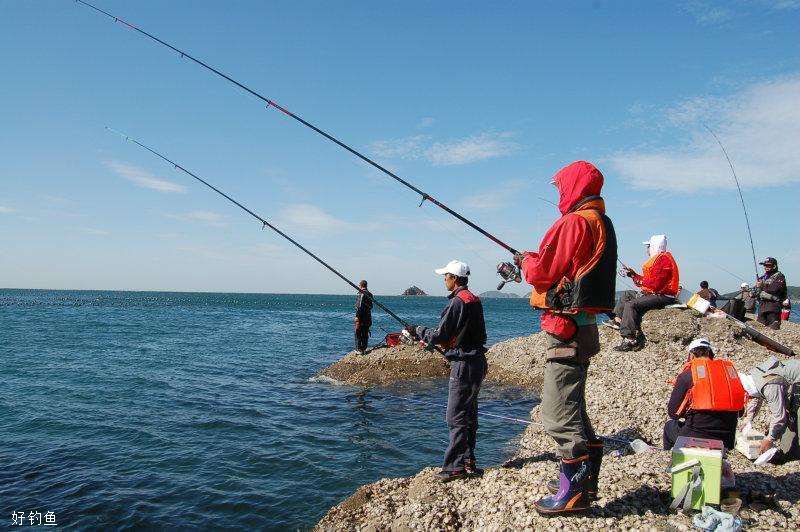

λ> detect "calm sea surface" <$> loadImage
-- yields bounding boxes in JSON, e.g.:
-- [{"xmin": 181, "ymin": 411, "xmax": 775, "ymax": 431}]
[{"xmin": 1, "ymin": 290, "xmax": 541, "ymax": 530}]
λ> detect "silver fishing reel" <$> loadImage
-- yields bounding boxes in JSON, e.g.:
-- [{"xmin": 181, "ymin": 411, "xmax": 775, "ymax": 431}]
[{"xmin": 496, "ymin": 262, "xmax": 521, "ymax": 291}]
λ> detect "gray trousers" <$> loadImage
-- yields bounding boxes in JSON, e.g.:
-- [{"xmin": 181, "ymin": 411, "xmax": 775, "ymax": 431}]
[
  {"xmin": 443, "ymin": 355, "xmax": 487, "ymax": 471},
  {"xmin": 541, "ymin": 324, "xmax": 600, "ymax": 459},
  {"xmin": 614, "ymin": 291, "xmax": 675, "ymax": 339}
]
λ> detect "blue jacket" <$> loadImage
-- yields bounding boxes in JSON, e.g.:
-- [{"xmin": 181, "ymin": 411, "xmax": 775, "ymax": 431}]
[{"xmin": 416, "ymin": 287, "xmax": 487, "ymax": 360}]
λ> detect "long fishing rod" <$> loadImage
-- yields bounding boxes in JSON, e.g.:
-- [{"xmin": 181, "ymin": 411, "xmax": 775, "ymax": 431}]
[
  {"xmin": 106, "ymin": 127, "xmax": 416, "ymax": 333},
  {"xmin": 703, "ymin": 124, "xmax": 758, "ymax": 280},
  {"xmin": 74, "ymin": 0, "xmax": 519, "ymax": 258}
]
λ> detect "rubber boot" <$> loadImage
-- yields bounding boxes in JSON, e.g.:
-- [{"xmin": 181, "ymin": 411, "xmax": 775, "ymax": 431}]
[
  {"xmin": 546, "ymin": 439, "xmax": 603, "ymax": 499},
  {"xmin": 534, "ymin": 455, "xmax": 591, "ymax": 515}
]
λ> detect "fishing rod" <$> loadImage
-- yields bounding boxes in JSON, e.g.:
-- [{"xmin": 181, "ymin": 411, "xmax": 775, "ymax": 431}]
[
  {"xmin": 703, "ymin": 124, "xmax": 758, "ymax": 280},
  {"xmin": 74, "ymin": 0, "xmax": 519, "ymax": 268},
  {"xmin": 105, "ymin": 127, "xmax": 418, "ymax": 335}
]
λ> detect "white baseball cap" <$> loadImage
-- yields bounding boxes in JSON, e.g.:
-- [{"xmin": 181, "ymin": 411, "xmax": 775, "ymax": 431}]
[
  {"xmin": 687, "ymin": 337, "xmax": 714, "ymax": 354},
  {"xmin": 741, "ymin": 282, "xmax": 749, "ymax": 288},
  {"xmin": 434, "ymin": 260, "xmax": 470, "ymax": 277}
]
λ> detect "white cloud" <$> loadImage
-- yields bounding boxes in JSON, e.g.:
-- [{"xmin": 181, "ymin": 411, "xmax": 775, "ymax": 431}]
[
  {"xmin": 79, "ymin": 227, "xmax": 110, "ymax": 236},
  {"xmin": 277, "ymin": 203, "xmax": 349, "ymax": 234},
  {"xmin": 370, "ymin": 134, "xmax": 430, "ymax": 159},
  {"xmin": 105, "ymin": 160, "xmax": 187, "ymax": 193},
  {"xmin": 608, "ymin": 75, "xmax": 800, "ymax": 192},
  {"xmin": 680, "ymin": 1, "xmax": 733, "ymax": 26},
  {"xmin": 369, "ymin": 131, "xmax": 518, "ymax": 166},
  {"xmin": 460, "ymin": 179, "xmax": 530, "ymax": 211},
  {"xmin": 417, "ymin": 116, "xmax": 436, "ymax": 129},
  {"xmin": 166, "ymin": 210, "xmax": 227, "ymax": 227},
  {"xmin": 426, "ymin": 132, "xmax": 519, "ymax": 166},
  {"xmin": 0, "ymin": 206, "xmax": 16, "ymax": 214}
]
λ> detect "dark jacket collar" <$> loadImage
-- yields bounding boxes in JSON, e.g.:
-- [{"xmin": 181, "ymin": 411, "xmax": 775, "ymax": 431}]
[{"xmin": 448, "ymin": 286, "xmax": 468, "ymax": 299}]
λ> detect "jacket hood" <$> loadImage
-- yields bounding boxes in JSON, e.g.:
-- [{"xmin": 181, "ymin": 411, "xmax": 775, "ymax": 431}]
[
  {"xmin": 552, "ymin": 161, "xmax": 604, "ymax": 215},
  {"xmin": 645, "ymin": 234, "xmax": 668, "ymax": 257}
]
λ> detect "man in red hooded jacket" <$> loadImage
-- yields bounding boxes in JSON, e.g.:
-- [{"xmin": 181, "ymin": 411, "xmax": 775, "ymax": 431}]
[{"xmin": 513, "ymin": 161, "xmax": 617, "ymax": 515}]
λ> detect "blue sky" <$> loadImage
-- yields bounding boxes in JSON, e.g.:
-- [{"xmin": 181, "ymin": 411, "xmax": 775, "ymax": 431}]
[{"xmin": 1, "ymin": 0, "xmax": 799, "ymax": 296}]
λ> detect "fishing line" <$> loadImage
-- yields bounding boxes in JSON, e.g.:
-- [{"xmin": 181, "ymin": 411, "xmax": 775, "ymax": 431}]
[
  {"xmin": 75, "ymin": 0, "xmax": 519, "ymax": 256},
  {"xmin": 386, "ymin": 395, "xmax": 632, "ymax": 445},
  {"xmin": 106, "ymin": 127, "xmax": 419, "ymax": 336},
  {"xmin": 703, "ymin": 124, "xmax": 758, "ymax": 280}
]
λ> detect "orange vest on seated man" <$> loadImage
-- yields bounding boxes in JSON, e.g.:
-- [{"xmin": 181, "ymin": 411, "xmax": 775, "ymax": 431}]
[
  {"xmin": 674, "ymin": 357, "xmax": 747, "ymax": 417},
  {"xmin": 520, "ymin": 161, "xmax": 617, "ymax": 340},
  {"xmin": 632, "ymin": 235, "xmax": 680, "ymax": 297}
]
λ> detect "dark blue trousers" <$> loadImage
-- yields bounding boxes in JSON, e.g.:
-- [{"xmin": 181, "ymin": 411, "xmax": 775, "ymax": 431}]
[{"xmin": 443, "ymin": 355, "xmax": 487, "ymax": 471}]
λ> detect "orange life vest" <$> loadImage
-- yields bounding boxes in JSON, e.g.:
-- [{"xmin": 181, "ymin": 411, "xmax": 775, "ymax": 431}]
[
  {"xmin": 640, "ymin": 251, "xmax": 680, "ymax": 296},
  {"xmin": 529, "ymin": 198, "xmax": 617, "ymax": 313},
  {"xmin": 675, "ymin": 358, "xmax": 746, "ymax": 416}
]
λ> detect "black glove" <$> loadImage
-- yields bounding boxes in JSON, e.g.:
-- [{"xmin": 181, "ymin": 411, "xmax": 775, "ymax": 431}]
[
  {"xmin": 513, "ymin": 252, "xmax": 525, "ymax": 267},
  {"xmin": 404, "ymin": 325, "xmax": 420, "ymax": 340}
]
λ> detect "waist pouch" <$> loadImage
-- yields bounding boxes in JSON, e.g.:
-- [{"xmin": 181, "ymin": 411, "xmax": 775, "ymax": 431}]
[
  {"xmin": 541, "ymin": 311, "xmax": 577, "ymax": 342},
  {"xmin": 545, "ymin": 323, "xmax": 600, "ymax": 363}
]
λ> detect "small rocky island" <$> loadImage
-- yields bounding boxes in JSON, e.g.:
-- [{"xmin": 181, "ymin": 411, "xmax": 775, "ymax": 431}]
[
  {"xmin": 316, "ymin": 309, "xmax": 800, "ymax": 530},
  {"xmin": 401, "ymin": 285, "xmax": 427, "ymax": 296}
]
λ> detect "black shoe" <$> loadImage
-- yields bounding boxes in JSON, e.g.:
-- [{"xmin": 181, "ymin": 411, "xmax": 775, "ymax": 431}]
[
  {"xmin": 464, "ymin": 460, "xmax": 484, "ymax": 477},
  {"xmin": 436, "ymin": 469, "xmax": 469, "ymax": 483},
  {"xmin": 613, "ymin": 340, "xmax": 637, "ymax": 352}
]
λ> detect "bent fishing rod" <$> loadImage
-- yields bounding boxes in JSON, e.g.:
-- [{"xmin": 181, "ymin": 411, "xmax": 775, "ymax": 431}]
[
  {"xmin": 703, "ymin": 124, "xmax": 758, "ymax": 280},
  {"xmin": 75, "ymin": 0, "xmax": 519, "ymax": 265},
  {"xmin": 106, "ymin": 127, "xmax": 417, "ymax": 334}
]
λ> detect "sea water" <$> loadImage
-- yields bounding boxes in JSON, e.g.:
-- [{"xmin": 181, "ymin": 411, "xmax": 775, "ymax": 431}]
[{"xmin": 1, "ymin": 290, "xmax": 540, "ymax": 529}]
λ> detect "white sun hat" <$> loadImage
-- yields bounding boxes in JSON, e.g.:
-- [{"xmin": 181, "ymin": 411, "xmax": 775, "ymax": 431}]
[
  {"xmin": 687, "ymin": 337, "xmax": 714, "ymax": 354},
  {"xmin": 434, "ymin": 260, "xmax": 470, "ymax": 277}
]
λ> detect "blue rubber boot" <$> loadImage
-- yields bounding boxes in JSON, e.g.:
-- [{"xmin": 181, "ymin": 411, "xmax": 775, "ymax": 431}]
[{"xmin": 534, "ymin": 455, "xmax": 592, "ymax": 515}]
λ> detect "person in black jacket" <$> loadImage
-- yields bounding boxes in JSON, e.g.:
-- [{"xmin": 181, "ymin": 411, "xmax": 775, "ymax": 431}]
[
  {"xmin": 754, "ymin": 257, "xmax": 788, "ymax": 330},
  {"xmin": 663, "ymin": 338, "xmax": 740, "ymax": 449},
  {"xmin": 407, "ymin": 260, "xmax": 488, "ymax": 482},
  {"xmin": 354, "ymin": 280, "xmax": 373, "ymax": 354}
]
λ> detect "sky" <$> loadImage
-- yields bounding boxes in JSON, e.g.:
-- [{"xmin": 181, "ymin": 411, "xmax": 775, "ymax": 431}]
[{"xmin": 1, "ymin": 0, "xmax": 799, "ymax": 296}]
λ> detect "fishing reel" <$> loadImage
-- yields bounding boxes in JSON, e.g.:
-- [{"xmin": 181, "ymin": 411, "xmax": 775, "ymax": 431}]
[{"xmin": 496, "ymin": 261, "xmax": 521, "ymax": 291}]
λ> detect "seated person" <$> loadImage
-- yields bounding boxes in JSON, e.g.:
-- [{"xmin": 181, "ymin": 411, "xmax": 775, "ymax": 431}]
[
  {"xmin": 663, "ymin": 338, "xmax": 744, "ymax": 450},
  {"xmin": 696, "ymin": 280, "xmax": 720, "ymax": 307},
  {"xmin": 740, "ymin": 356, "xmax": 800, "ymax": 463},
  {"xmin": 612, "ymin": 234, "xmax": 680, "ymax": 352}
]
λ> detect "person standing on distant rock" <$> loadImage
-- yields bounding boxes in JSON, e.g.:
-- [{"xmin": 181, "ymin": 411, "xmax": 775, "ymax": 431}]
[
  {"xmin": 512, "ymin": 160, "xmax": 617, "ymax": 515},
  {"xmin": 406, "ymin": 260, "xmax": 488, "ymax": 482},
  {"xmin": 662, "ymin": 338, "xmax": 744, "ymax": 450},
  {"xmin": 754, "ymin": 257, "xmax": 787, "ymax": 330},
  {"xmin": 354, "ymin": 280, "xmax": 373, "ymax": 355},
  {"xmin": 612, "ymin": 234, "xmax": 680, "ymax": 352}
]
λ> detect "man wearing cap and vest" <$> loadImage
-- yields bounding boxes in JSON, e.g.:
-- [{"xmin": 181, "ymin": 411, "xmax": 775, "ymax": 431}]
[
  {"xmin": 406, "ymin": 260, "xmax": 488, "ymax": 482},
  {"xmin": 613, "ymin": 234, "xmax": 680, "ymax": 351},
  {"xmin": 512, "ymin": 161, "xmax": 617, "ymax": 514},
  {"xmin": 740, "ymin": 357, "xmax": 800, "ymax": 463},
  {"xmin": 754, "ymin": 257, "xmax": 787, "ymax": 330},
  {"xmin": 663, "ymin": 338, "xmax": 745, "ymax": 450}
]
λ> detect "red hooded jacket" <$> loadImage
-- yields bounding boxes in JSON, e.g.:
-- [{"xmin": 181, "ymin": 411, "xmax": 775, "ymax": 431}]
[{"xmin": 521, "ymin": 161, "xmax": 605, "ymax": 301}]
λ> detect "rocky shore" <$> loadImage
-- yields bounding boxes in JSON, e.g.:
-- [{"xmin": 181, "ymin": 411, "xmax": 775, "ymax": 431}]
[{"xmin": 317, "ymin": 309, "xmax": 800, "ymax": 530}]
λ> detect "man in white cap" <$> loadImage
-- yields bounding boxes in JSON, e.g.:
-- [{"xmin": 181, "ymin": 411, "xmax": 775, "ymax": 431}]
[
  {"xmin": 740, "ymin": 356, "xmax": 800, "ymax": 463},
  {"xmin": 662, "ymin": 338, "xmax": 744, "ymax": 450},
  {"xmin": 407, "ymin": 260, "xmax": 488, "ymax": 482},
  {"xmin": 735, "ymin": 282, "xmax": 756, "ymax": 315}
]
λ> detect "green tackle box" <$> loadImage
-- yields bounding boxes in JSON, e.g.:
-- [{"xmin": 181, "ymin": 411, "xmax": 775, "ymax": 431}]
[{"xmin": 670, "ymin": 436, "xmax": 723, "ymax": 510}]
